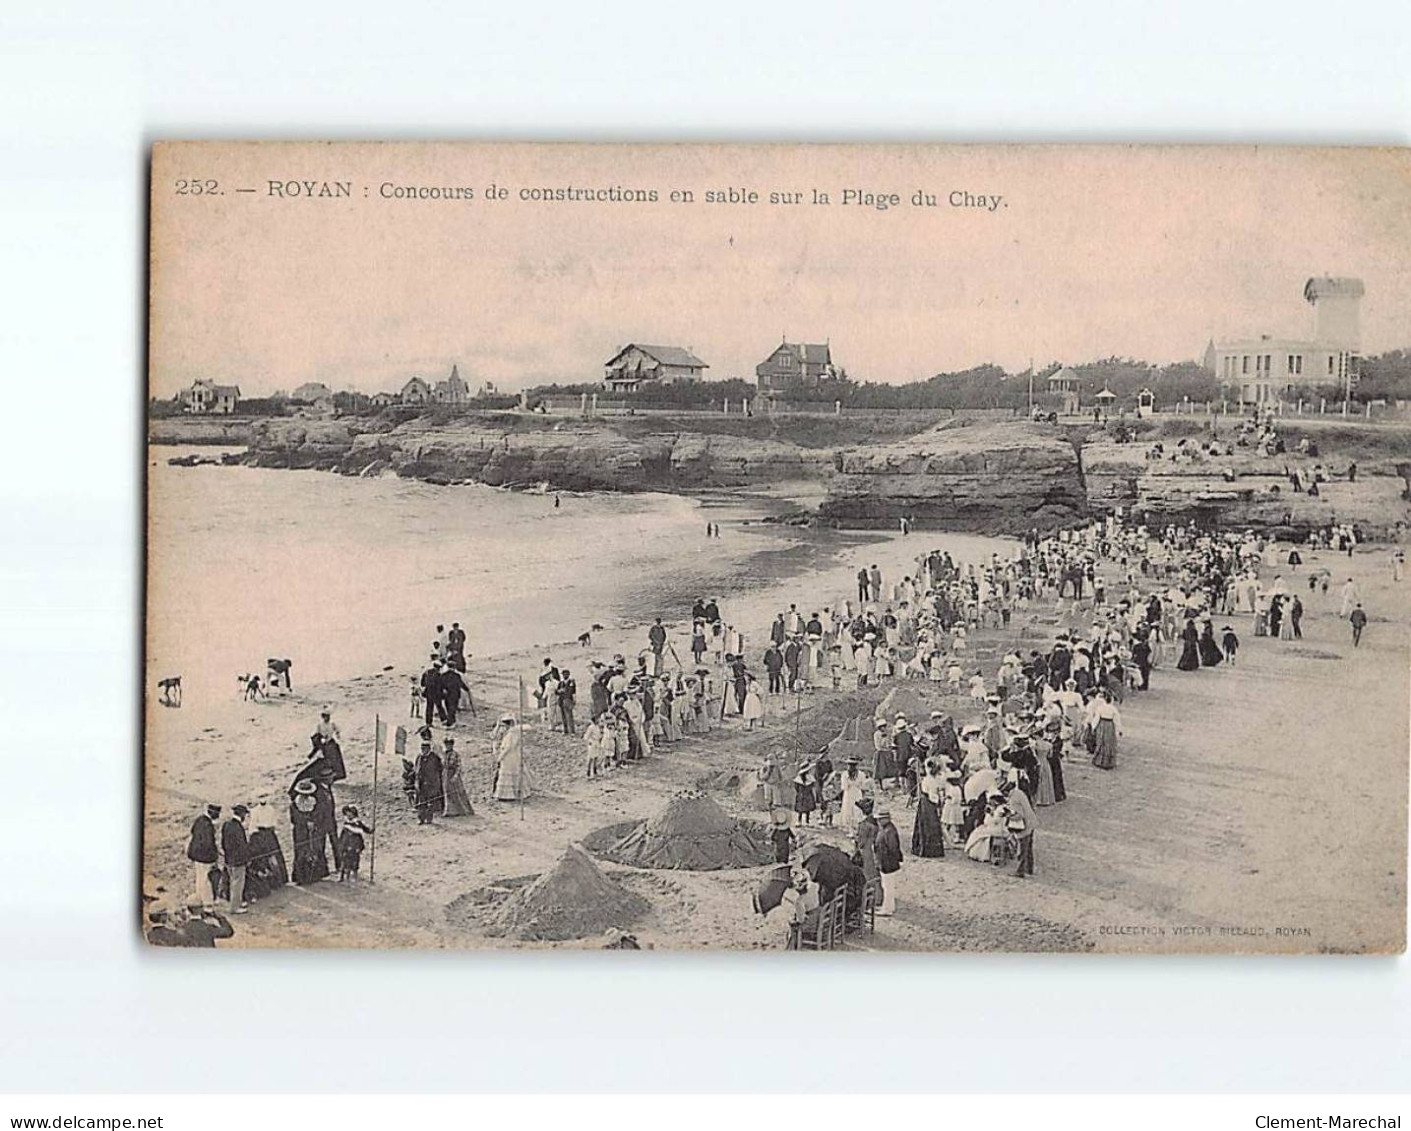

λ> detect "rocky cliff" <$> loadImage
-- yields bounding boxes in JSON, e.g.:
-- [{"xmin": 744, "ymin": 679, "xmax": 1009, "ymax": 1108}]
[
  {"xmin": 817, "ymin": 420, "xmax": 1088, "ymax": 533},
  {"xmin": 240, "ymin": 415, "xmax": 835, "ymax": 491},
  {"xmin": 148, "ymin": 417, "xmax": 254, "ymax": 445}
]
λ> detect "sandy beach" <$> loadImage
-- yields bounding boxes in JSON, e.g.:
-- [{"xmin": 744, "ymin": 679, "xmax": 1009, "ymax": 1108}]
[{"xmin": 142, "ymin": 467, "xmax": 1408, "ymax": 953}]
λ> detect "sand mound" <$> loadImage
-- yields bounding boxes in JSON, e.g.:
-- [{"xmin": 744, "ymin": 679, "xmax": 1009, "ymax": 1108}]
[
  {"xmin": 486, "ymin": 845, "xmax": 648, "ymax": 941},
  {"xmin": 596, "ymin": 791, "xmax": 775, "ymax": 870},
  {"xmin": 876, "ymin": 685, "xmax": 936, "ymax": 722},
  {"xmin": 695, "ymin": 769, "xmax": 745, "ymax": 792},
  {"xmin": 828, "ymin": 713, "xmax": 874, "ymax": 764}
]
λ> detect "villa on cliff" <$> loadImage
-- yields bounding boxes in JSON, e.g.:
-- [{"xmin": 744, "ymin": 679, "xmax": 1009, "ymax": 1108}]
[
  {"xmin": 179, "ymin": 378, "xmax": 241, "ymax": 415},
  {"xmin": 1211, "ymin": 276, "xmax": 1364, "ymax": 406},
  {"xmin": 398, "ymin": 365, "xmax": 470, "ymax": 405},
  {"xmin": 755, "ymin": 339, "xmax": 836, "ymax": 397},
  {"xmin": 290, "ymin": 381, "xmax": 332, "ymax": 403},
  {"xmin": 603, "ymin": 344, "xmax": 708, "ymax": 392}
]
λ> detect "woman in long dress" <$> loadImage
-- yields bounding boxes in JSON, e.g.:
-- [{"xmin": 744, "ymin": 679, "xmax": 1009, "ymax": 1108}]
[
  {"xmin": 243, "ymin": 804, "xmax": 288, "ymax": 900},
  {"xmin": 838, "ymin": 760, "xmax": 867, "ymax": 833},
  {"xmin": 492, "ymin": 715, "xmax": 532, "ymax": 802},
  {"xmin": 1197, "ymin": 619, "xmax": 1223, "ymax": 667},
  {"xmin": 742, "ymin": 678, "xmax": 765, "ymax": 729},
  {"xmin": 1090, "ymin": 692, "xmax": 1122, "ymax": 770},
  {"xmin": 441, "ymin": 740, "xmax": 474, "ymax": 817},
  {"xmin": 1034, "ymin": 741, "xmax": 1057, "ymax": 806},
  {"xmin": 288, "ymin": 781, "xmax": 327, "ymax": 885},
  {"xmin": 1176, "ymin": 617, "xmax": 1201, "ymax": 671},
  {"xmin": 910, "ymin": 761, "xmax": 946, "ymax": 857},
  {"xmin": 1046, "ymin": 726, "xmax": 1067, "ymax": 803}
]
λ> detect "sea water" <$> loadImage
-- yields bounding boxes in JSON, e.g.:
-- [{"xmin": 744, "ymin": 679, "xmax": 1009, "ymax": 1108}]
[
  {"xmin": 147, "ymin": 448, "xmax": 1019, "ymax": 705},
  {"xmin": 147, "ymin": 449, "xmax": 837, "ymax": 702}
]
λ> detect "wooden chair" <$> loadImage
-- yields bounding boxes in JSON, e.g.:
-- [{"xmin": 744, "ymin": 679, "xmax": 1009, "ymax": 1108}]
[
  {"xmin": 793, "ymin": 891, "xmax": 844, "ymax": 951},
  {"xmin": 845, "ymin": 882, "xmax": 877, "ymax": 935}
]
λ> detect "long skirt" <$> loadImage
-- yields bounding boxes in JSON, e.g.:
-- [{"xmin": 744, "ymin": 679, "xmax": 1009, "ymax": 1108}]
[
  {"xmin": 1035, "ymin": 756, "xmax": 1057, "ymax": 806},
  {"xmin": 1092, "ymin": 718, "xmax": 1118, "ymax": 770},
  {"xmin": 910, "ymin": 794, "xmax": 945, "ymax": 858},
  {"xmin": 443, "ymin": 766, "xmax": 474, "ymax": 817},
  {"xmin": 1177, "ymin": 639, "xmax": 1200, "ymax": 671},
  {"xmin": 1049, "ymin": 753, "xmax": 1067, "ymax": 802}
]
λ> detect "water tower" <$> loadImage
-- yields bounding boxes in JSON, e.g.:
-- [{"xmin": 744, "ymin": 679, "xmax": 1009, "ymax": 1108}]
[{"xmin": 1303, "ymin": 276, "xmax": 1364, "ymax": 350}]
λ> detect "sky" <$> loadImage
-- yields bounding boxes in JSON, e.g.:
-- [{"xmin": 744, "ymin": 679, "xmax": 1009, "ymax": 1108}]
[{"xmin": 149, "ymin": 143, "xmax": 1411, "ymax": 397}]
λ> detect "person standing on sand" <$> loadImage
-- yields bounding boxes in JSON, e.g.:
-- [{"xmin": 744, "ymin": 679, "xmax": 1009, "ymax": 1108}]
[
  {"xmin": 857, "ymin": 568, "xmax": 870, "ymax": 604},
  {"xmin": 220, "ymin": 805, "xmax": 251, "ymax": 914},
  {"xmin": 742, "ymin": 677, "xmax": 765, "ymax": 729},
  {"xmin": 441, "ymin": 736, "xmax": 474, "ymax": 817},
  {"xmin": 556, "ymin": 669, "xmax": 577, "ymax": 735},
  {"xmin": 763, "ymin": 642, "xmax": 785, "ymax": 694},
  {"xmin": 492, "ymin": 713, "xmax": 532, "ymax": 801},
  {"xmin": 440, "ymin": 663, "xmax": 469, "ymax": 727},
  {"xmin": 648, "ymin": 618, "xmax": 667, "ymax": 664},
  {"xmin": 1350, "ymin": 603, "xmax": 1368, "ymax": 648},
  {"xmin": 414, "ymin": 738, "xmax": 444, "ymax": 824},
  {"xmin": 185, "ymin": 803, "xmax": 220, "ymax": 908},
  {"xmin": 420, "ymin": 654, "xmax": 442, "ymax": 727},
  {"xmin": 1004, "ymin": 781, "xmax": 1038, "ymax": 879},
  {"xmin": 874, "ymin": 807, "xmax": 903, "ymax": 914},
  {"xmin": 869, "ymin": 564, "xmax": 883, "ymax": 604},
  {"xmin": 1339, "ymin": 578, "xmax": 1359, "ymax": 619}
]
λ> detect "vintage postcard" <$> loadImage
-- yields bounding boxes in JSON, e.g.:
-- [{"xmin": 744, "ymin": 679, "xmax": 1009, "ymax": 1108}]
[{"xmin": 144, "ymin": 142, "xmax": 1409, "ymax": 952}]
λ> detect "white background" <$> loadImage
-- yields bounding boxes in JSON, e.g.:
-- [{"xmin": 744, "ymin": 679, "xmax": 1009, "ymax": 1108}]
[{"xmin": 1, "ymin": 0, "xmax": 1408, "ymax": 1095}]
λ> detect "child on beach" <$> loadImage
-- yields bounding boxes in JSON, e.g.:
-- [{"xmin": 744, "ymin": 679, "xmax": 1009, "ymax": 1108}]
[
  {"xmin": 337, "ymin": 806, "xmax": 372, "ymax": 882},
  {"xmin": 941, "ymin": 777, "xmax": 965, "ymax": 847},
  {"xmin": 583, "ymin": 717, "xmax": 603, "ymax": 778},
  {"xmin": 793, "ymin": 765, "xmax": 816, "ymax": 825},
  {"xmin": 742, "ymin": 679, "xmax": 765, "ymax": 729},
  {"xmin": 947, "ymin": 659, "xmax": 963, "ymax": 690},
  {"xmin": 969, "ymin": 670, "xmax": 987, "ymax": 704},
  {"xmin": 1221, "ymin": 625, "xmax": 1240, "ymax": 665}
]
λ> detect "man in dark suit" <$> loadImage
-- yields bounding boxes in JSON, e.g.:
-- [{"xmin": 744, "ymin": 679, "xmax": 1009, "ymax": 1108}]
[
  {"xmin": 420, "ymin": 654, "xmax": 443, "ymax": 726},
  {"xmin": 185, "ymin": 804, "xmax": 220, "ymax": 908},
  {"xmin": 221, "ymin": 805, "xmax": 252, "ymax": 914},
  {"xmin": 414, "ymin": 739, "xmax": 445, "ymax": 825},
  {"xmin": 439, "ymin": 663, "xmax": 469, "ymax": 726}
]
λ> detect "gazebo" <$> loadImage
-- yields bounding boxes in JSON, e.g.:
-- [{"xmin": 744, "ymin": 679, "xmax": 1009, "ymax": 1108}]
[
  {"xmin": 1094, "ymin": 387, "xmax": 1118, "ymax": 407},
  {"xmin": 1136, "ymin": 387, "xmax": 1155, "ymax": 413},
  {"xmin": 1047, "ymin": 367, "xmax": 1081, "ymax": 415}
]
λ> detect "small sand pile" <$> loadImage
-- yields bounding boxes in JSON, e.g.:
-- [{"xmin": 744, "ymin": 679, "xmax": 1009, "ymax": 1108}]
[
  {"xmin": 599, "ymin": 790, "xmax": 774, "ymax": 870},
  {"xmin": 487, "ymin": 845, "xmax": 648, "ymax": 941},
  {"xmin": 695, "ymin": 769, "xmax": 745, "ymax": 792}
]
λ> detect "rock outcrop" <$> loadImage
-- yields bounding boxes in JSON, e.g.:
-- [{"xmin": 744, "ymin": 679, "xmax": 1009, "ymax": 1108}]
[
  {"xmin": 148, "ymin": 418, "xmax": 254, "ymax": 445},
  {"xmin": 818, "ymin": 419, "xmax": 1088, "ymax": 533},
  {"xmin": 241, "ymin": 415, "xmax": 836, "ymax": 492}
]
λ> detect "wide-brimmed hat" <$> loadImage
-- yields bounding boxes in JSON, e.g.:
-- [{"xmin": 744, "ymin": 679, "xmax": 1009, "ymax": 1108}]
[{"xmin": 293, "ymin": 780, "xmax": 316, "ymax": 796}]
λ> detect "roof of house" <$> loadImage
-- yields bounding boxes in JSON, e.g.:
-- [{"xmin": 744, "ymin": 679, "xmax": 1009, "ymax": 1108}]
[
  {"xmin": 401, "ymin": 376, "xmax": 432, "ymax": 392},
  {"xmin": 1304, "ymin": 276, "xmax": 1364, "ymax": 302},
  {"xmin": 763, "ymin": 341, "xmax": 832, "ymax": 366},
  {"xmin": 1047, "ymin": 367, "xmax": 1080, "ymax": 384},
  {"xmin": 1214, "ymin": 338, "xmax": 1319, "ymax": 351},
  {"xmin": 212, "ymin": 385, "xmax": 240, "ymax": 398},
  {"xmin": 607, "ymin": 343, "xmax": 709, "ymax": 369}
]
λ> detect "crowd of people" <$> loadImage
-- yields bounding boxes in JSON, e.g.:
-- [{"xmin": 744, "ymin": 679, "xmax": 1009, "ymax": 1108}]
[
  {"xmin": 154, "ymin": 492, "xmax": 1389, "ymax": 947},
  {"xmin": 755, "ymin": 510, "xmax": 1386, "ymax": 945}
]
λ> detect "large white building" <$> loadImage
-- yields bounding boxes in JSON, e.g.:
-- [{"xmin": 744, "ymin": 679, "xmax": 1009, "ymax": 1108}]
[{"xmin": 1210, "ymin": 277, "xmax": 1364, "ymax": 405}]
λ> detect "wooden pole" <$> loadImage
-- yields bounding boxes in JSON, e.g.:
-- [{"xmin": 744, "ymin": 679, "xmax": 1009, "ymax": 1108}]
[
  {"xmin": 370, "ymin": 713, "xmax": 380, "ymax": 883},
  {"xmin": 517, "ymin": 675, "xmax": 525, "ymax": 822}
]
